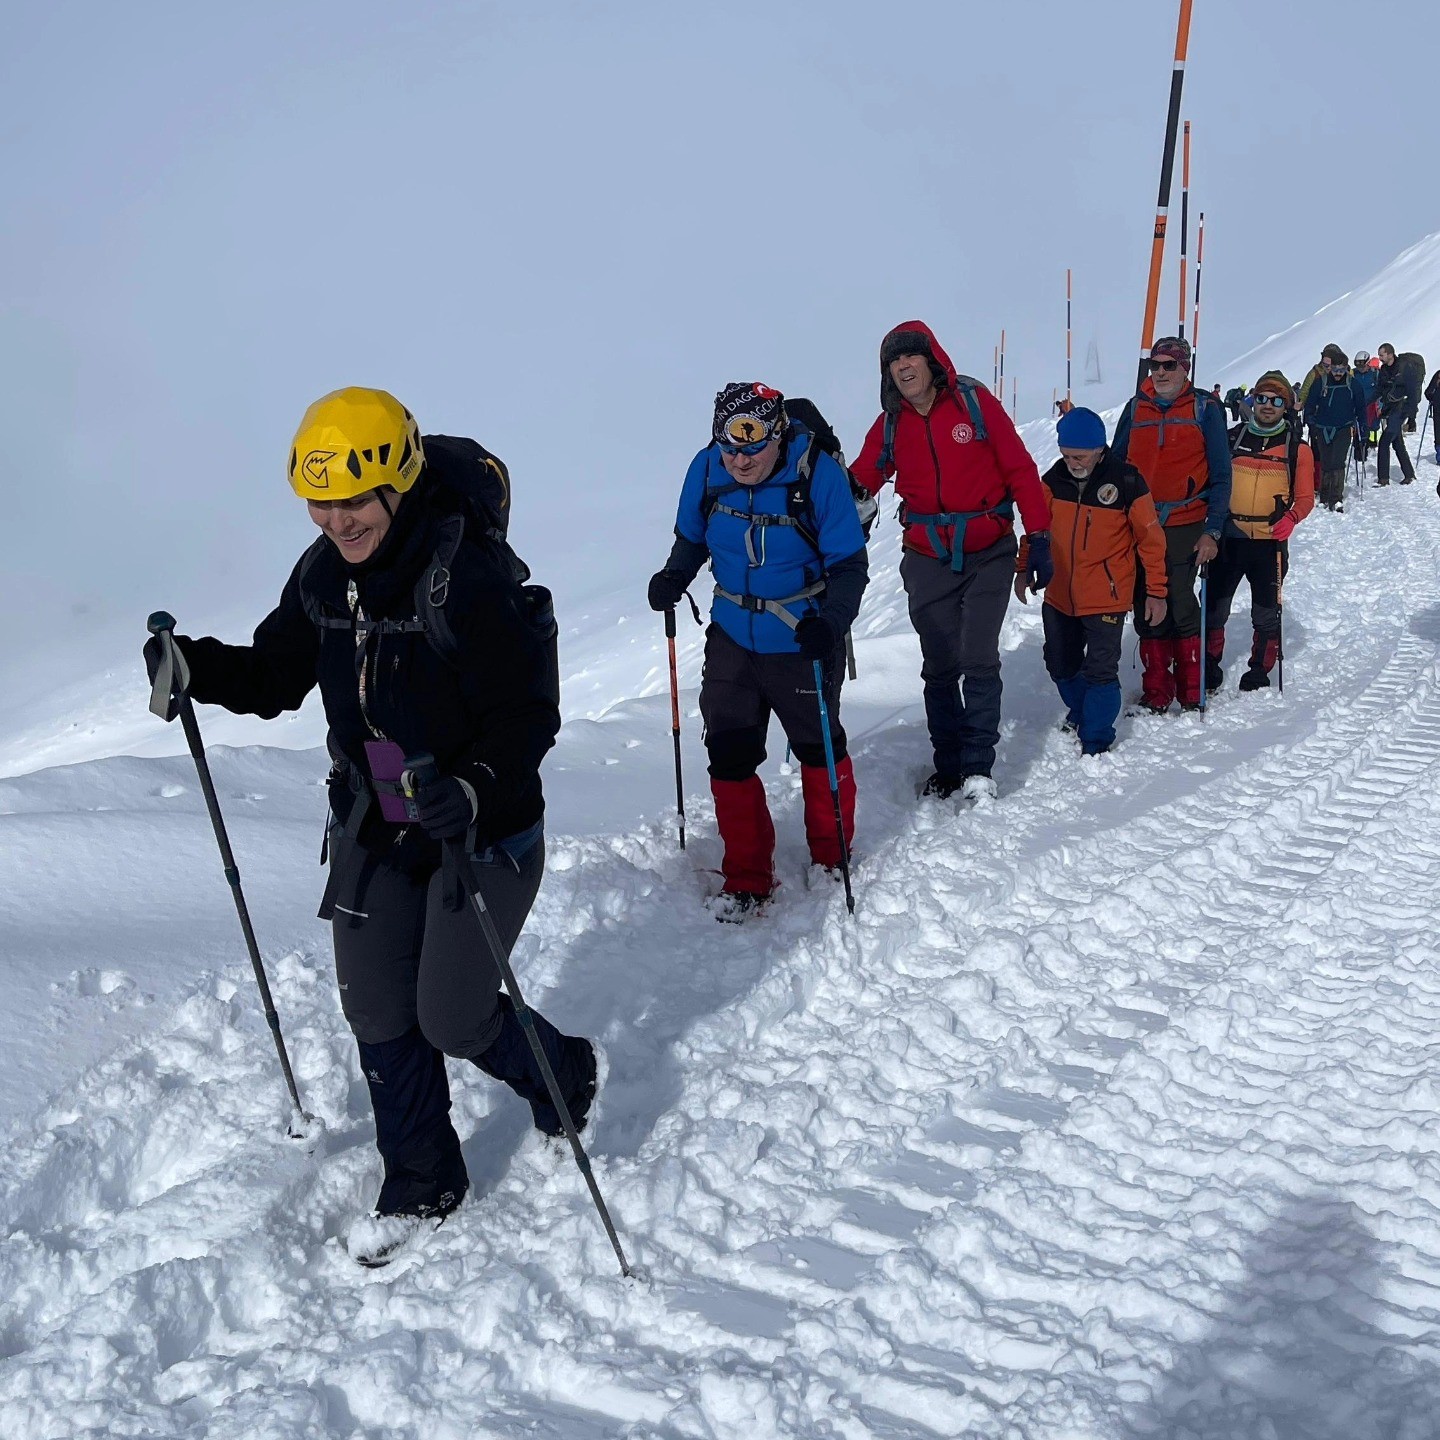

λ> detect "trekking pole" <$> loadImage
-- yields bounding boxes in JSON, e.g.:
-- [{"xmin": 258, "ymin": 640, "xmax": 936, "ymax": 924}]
[
  {"xmin": 1275, "ymin": 551, "xmax": 1285, "ymax": 696},
  {"xmin": 664, "ymin": 607, "xmax": 686, "ymax": 851},
  {"xmin": 1197, "ymin": 562, "xmax": 1209, "ymax": 717},
  {"xmin": 145, "ymin": 611, "xmax": 315, "ymax": 1141},
  {"xmin": 811, "ymin": 660, "xmax": 855, "ymax": 916},
  {"xmin": 406, "ymin": 754, "xmax": 632, "ymax": 1278},
  {"xmin": 844, "ymin": 630, "xmax": 858, "ymax": 682},
  {"xmin": 1419, "ymin": 404, "xmax": 1431, "ymax": 465}
]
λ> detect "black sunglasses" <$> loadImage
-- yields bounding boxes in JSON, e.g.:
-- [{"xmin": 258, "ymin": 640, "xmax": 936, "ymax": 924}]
[{"xmin": 1149, "ymin": 358, "xmax": 1182, "ymax": 373}]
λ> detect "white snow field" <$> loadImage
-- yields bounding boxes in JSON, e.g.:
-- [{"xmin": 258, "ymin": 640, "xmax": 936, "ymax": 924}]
[{"xmin": 5, "ymin": 249, "xmax": 1440, "ymax": 1438}]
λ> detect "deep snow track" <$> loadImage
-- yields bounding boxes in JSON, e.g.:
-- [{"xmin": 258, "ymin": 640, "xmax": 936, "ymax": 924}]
[{"xmin": 4, "ymin": 479, "xmax": 1440, "ymax": 1438}]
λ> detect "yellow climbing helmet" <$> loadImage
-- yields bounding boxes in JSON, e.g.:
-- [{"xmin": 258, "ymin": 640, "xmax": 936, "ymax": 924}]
[{"xmin": 287, "ymin": 387, "xmax": 425, "ymax": 501}]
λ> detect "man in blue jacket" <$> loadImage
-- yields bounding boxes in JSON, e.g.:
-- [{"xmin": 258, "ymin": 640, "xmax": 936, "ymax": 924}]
[
  {"xmin": 648, "ymin": 383, "xmax": 868, "ymax": 920},
  {"xmin": 1302, "ymin": 344, "xmax": 1369, "ymax": 510}
]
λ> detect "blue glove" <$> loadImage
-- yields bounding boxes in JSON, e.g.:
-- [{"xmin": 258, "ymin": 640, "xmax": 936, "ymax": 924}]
[
  {"xmin": 1024, "ymin": 532, "xmax": 1053, "ymax": 591},
  {"xmin": 793, "ymin": 614, "xmax": 840, "ymax": 661}
]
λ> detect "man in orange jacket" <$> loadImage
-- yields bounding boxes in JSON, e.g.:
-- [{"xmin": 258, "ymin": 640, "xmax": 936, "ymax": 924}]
[
  {"xmin": 1206, "ymin": 371, "xmax": 1314, "ymax": 693},
  {"xmin": 1112, "ymin": 336, "xmax": 1232, "ymax": 713},
  {"xmin": 1016, "ymin": 408, "xmax": 1167, "ymax": 755},
  {"xmin": 853, "ymin": 322, "xmax": 1050, "ymax": 801}
]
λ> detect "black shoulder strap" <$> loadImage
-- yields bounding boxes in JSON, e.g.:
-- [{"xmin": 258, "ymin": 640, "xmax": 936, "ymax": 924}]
[
  {"xmin": 297, "ymin": 537, "xmax": 353, "ymax": 632},
  {"xmin": 413, "ymin": 514, "xmax": 466, "ymax": 663}
]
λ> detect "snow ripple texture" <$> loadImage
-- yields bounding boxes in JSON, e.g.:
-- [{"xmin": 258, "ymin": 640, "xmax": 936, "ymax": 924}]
[{"xmin": 4, "ymin": 471, "xmax": 1440, "ymax": 1437}]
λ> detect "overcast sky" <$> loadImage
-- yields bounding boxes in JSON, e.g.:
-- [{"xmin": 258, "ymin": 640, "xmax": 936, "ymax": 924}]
[{"xmin": 3, "ymin": 0, "xmax": 1436, "ymax": 711}]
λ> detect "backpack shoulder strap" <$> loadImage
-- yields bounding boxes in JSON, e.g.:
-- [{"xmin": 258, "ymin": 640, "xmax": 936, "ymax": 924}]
[
  {"xmin": 413, "ymin": 514, "xmax": 466, "ymax": 664},
  {"xmin": 951, "ymin": 374, "xmax": 989, "ymax": 441},
  {"xmin": 297, "ymin": 536, "xmax": 352, "ymax": 632},
  {"xmin": 787, "ymin": 436, "xmax": 822, "ymax": 552}
]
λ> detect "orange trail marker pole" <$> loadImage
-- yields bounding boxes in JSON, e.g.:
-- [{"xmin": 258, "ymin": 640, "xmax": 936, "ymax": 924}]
[{"xmin": 1136, "ymin": 0, "xmax": 1195, "ymax": 390}]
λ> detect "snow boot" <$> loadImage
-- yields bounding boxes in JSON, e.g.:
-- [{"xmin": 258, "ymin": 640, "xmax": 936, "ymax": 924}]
[
  {"xmin": 960, "ymin": 774, "xmax": 997, "ymax": 806},
  {"xmin": 710, "ymin": 774, "xmax": 776, "ymax": 898},
  {"xmin": 1175, "ymin": 636, "xmax": 1204, "ymax": 710},
  {"xmin": 347, "ymin": 1210, "xmax": 452, "ymax": 1269},
  {"xmin": 706, "ymin": 889, "xmax": 771, "ymax": 923},
  {"xmin": 358, "ymin": 1028, "xmax": 469, "ymax": 1224},
  {"xmin": 800, "ymin": 757, "xmax": 855, "ymax": 869},
  {"xmin": 1077, "ymin": 679, "xmax": 1122, "ymax": 754},
  {"xmin": 921, "ymin": 771, "xmax": 965, "ymax": 800},
  {"xmin": 1138, "ymin": 638, "xmax": 1177, "ymax": 713},
  {"xmin": 1238, "ymin": 631, "xmax": 1279, "ymax": 692},
  {"xmin": 472, "ymin": 994, "xmax": 597, "ymax": 1138},
  {"xmin": 1204, "ymin": 627, "xmax": 1226, "ymax": 693}
]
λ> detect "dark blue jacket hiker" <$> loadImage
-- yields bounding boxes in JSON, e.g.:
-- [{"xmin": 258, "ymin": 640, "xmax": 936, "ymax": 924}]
[{"xmin": 648, "ymin": 382, "xmax": 868, "ymax": 918}]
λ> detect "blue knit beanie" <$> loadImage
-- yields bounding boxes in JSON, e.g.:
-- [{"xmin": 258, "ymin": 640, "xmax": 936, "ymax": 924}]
[{"xmin": 1056, "ymin": 407, "xmax": 1106, "ymax": 450}]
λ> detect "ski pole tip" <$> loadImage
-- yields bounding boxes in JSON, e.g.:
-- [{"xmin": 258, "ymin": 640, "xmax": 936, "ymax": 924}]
[{"xmin": 147, "ymin": 610, "xmax": 177, "ymax": 635}]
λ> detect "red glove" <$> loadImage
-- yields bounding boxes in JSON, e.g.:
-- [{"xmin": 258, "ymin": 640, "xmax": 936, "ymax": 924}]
[{"xmin": 1271, "ymin": 513, "xmax": 1297, "ymax": 542}]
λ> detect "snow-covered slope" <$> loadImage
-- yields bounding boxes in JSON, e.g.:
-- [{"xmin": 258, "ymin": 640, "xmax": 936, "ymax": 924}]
[{"xmin": 5, "ymin": 248, "xmax": 1440, "ymax": 1437}]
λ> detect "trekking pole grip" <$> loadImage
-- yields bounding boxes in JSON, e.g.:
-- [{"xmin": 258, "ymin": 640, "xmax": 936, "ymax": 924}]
[{"xmin": 664, "ymin": 606, "xmax": 677, "ymax": 640}]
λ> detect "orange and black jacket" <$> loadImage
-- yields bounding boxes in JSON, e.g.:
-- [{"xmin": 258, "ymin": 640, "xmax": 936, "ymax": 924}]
[
  {"xmin": 1021, "ymin": 448, "xmax": 1167, "ymax": 617},
  {"xmin": 1225, "ymin": 420, "xmax": 1315, "ymax": 541}
]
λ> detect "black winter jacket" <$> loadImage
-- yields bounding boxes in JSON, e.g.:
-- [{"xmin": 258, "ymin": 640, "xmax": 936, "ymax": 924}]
[{"xmin": 177, "ymin": 473, "xmax": 560, "ymax": 871}]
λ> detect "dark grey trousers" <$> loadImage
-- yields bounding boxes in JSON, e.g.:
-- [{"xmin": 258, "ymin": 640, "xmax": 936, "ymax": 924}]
[{"xmin": 328, "ymin": 828, "xmax": 544, "ymax": 1058}]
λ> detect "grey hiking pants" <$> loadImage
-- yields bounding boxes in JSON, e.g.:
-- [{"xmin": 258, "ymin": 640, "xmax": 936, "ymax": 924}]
[
  {"xmin": 900, "ymin": 535, "xmax": 1016, "ymax": 778},
  {"xmin": 328, "ymin": 824, "xmax": 544, "ymax": 1057}
]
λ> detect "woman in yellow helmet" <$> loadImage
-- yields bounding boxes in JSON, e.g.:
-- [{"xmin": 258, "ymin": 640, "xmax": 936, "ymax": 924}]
[{"xmin": 144, "ymin": 387, "xmax": 594, "ymax": 1267}]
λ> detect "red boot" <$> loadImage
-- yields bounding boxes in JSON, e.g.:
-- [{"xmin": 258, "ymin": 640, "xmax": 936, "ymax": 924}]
[
  {"xmin": 1139, "ymin": 638, "xmax": 1177, "ymax": 712},
  {"xmin": 1238, "ymin": 631, "xmax": 1280, "ymax": 692},
  {"xmin": 1175, "ymin": 636, "xmax": 1203, "ymax": 709},
  {"xmin": 801, "ymin": 758, "xmax": 855, "ymax": 868},
  {"xmin": 711, "ymin": 776, "xmax": 776, "ymax": 896}
]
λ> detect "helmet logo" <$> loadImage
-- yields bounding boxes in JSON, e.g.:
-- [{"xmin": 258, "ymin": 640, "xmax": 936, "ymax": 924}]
[
  {"xmin": 302, "ymin": 450, "xmax": 338, "ymax": 488},
  {"xmin": 952, "ymin": 423, "xmax": 974, "ymax": 444}
]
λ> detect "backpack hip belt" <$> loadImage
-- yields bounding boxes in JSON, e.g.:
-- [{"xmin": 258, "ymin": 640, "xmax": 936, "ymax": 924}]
[
  {"xmin": 900, "ymin": 498, "xmax": 1015, "ymax": 572},
  {"xmin": 713, "ymin": 579, "xmax": 827, "ymax": 631}
]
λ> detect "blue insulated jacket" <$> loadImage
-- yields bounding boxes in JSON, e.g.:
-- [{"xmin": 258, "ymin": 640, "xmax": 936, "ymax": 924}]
[
  {"xmin": 674, "ymin": 426, "xmax": 868, "ymax": 654},
  {"xmin": 1303, "ymin": 373, "xmax": 1368, "ymax": 437}
]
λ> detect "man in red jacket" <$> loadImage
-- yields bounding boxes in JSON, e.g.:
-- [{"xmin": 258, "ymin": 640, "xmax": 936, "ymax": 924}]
[{"xmin": 854, "ymin": 322, "xmax": 1051, "ymax": 801}]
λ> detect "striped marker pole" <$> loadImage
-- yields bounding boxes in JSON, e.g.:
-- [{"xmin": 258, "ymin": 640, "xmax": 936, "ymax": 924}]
[
  {"xmin": 1178, "ymin": 120, "xmax": 1191, "ymax": 341},
  {"xmin": 1191, "ymin": 211, "xmax": 1205, "ymax": 377},
  {"xmin": 1136, "ymin": 0, "xmax": 1195, "ymax": 390}
]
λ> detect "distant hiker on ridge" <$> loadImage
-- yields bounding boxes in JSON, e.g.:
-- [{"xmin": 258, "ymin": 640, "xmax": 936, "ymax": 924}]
[{"xmin": 1301, "ymin": 345, "xmax": 1367, "ymax": 509}]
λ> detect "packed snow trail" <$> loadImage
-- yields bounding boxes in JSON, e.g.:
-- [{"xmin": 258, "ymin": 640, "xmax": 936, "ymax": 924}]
[{"xmin": 4, "ymin": 467, "xmax": 1440, "ymax": 1436}]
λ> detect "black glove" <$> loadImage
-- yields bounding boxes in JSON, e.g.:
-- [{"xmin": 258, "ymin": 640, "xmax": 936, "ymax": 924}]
[
  {"xmin": 793, "ymin": 614, "xmax": 840, "ymax": 661},
  {"xmin": 648, "ymin": 570, "xmax": 689, "ymax": 613},
  {"xmin": 1024, "ymin": 532, "xmax": 1053, "ymax": 591},
  {"xmin": 411, "ymin": 774, "xmax": 478, "ymax": 840},
  {"xmin": 143, "ymin": 634, "xmax": 184, "ymax": 722}
]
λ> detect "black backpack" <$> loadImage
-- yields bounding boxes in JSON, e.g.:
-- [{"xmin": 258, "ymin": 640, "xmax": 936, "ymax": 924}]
[
  {"xmin": 700, "ymin": 396, "xmax": 878, "ymax": 549},
  {"xmin": 298, "ymin": 433, "xmax": 558, "ymax": 700}
]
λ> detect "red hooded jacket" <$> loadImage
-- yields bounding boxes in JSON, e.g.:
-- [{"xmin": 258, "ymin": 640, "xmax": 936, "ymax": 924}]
[{"xmin": 853, "ymin": 321, "xmax": 1049, "ymax": 561}]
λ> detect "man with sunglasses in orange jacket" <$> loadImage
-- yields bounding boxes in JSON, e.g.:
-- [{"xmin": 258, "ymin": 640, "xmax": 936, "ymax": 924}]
[
  {"xmin": 852, "ymin": 322, "xmax": 1050, "ymax": 802},
  {"xmin": 1112, "ymin": 336, "xmax": 1232, "ymax": 713}
]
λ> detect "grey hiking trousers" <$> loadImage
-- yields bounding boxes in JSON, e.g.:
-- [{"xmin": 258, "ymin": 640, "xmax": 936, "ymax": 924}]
[{"xmin": 327, "ymin": 823, "xmax": 544, "ymax": 1057}]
